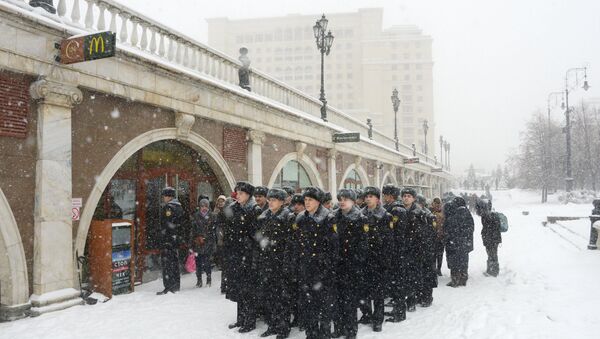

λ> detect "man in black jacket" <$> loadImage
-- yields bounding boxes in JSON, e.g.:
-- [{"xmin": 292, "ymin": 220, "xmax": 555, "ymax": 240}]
[
  {"xmin": 225, "ymin": 181, "xmax": 264, "ymax": 333},
  {"xmin": 255, "ymin": 188, "xmax": 293, "ymax": 339},
  {"xmin": 359, "ymin": 186, "xmax": 393, "ymax": 332},
  {"xmin": 295, "ymin": 187, "xmax": 338, "ymax": 339},
  {"xmin": 381, "ymin": 184, "xmax": 408, "ymax": 322},
  {"xmin": 444, "ymin": 196, "xmax": 475, "ymax": 287},
  {"xmin": 157, "ymin": 187, "xmax": 184, "ymax": 295},
  {"xmin": 255, "ymin": 186, "xmax": 269, "ymax": 212},
  {"xmin": 414, "ymin": 194, "xmax": 438, "ymax": 307},
  {"xmin": 476, "ymin": 199, "xmax": 502, "ymax": 277},
  {"xmin": 331, "ymin": 189, "xmax": 368, "ymax": 339}
]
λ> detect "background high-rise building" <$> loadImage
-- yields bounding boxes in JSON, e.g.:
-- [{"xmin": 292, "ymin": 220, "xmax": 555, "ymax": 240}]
[{"xmin": 207, "ymin": 8, "xmax": 434, "ymax": 153}]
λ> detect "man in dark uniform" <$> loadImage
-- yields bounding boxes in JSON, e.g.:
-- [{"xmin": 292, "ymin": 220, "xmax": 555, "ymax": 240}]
[
  {"xmin": 282, "ymin": 186, "xmax": 296, "ymax": 210},
  {"xmin": 295, "ymin": 187, "xmax": 338, "ymax": 339},
  {"xmin": 331, "ymin": 189, "xmax": 368, "ymax": 339},
  {"xmin": 255, "ymin": 188, "xmax": 293, "ymax": 339},
  {"xmin": 290, "ymin": 193, "xmax": 305, "ymax": 215},
  {"xmin": 288, "ymin": 192, "xmax": 305, "ymax": 329},
  {"xmin": 224, "ymin": 181, "xmax": 263, "ymax": 333},
  {"xmin": 322, "ymin": 192, "xmax": 333, "ymax": 210},
  {"xmin": 254, "ymin": 186, "xmax": 269, "ymax": 212},
  {"xmin": 381, "ymin": 184, "xmax": 408, "ymax": 322},
  {"xmin": 359, "ymin": 186, "xmax": 394, "ymax": 332},
  {"xmin": 156, "ymin": 187, "xmax": 184, "ymax": 295},
  {"xmin": 413, "ymin": 193, "xmax": 438, "ymax": 307}
]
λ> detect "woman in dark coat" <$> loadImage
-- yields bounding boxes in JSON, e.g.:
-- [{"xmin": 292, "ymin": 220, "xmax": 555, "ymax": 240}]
[
  {"xmin": 476, "ymin": 199, "xmax": 502, "ymax": 277},
  {"xmin": 443, "ymin": 196, "xmax": 474, "ymax": 287},
  {"xmin": 190, "ymin": 198, "xmax": 217, "ymax": 287}
]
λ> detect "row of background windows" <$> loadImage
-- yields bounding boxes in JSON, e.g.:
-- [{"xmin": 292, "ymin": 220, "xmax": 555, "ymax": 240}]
[{"xmin": 235, "ymin": 27, "xmax": 354, "ymax": 44}]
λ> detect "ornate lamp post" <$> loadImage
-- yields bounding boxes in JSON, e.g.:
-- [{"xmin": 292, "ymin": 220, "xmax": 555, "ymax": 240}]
[
  {"xmin": 422, "ymin": 119, "xmax": 429, "ymax": 155},
  {"xmin": 439, "ymin": 136, "xmax": 444, "ymax": 167},
  {"xmin": 563, "ymin": 67, "xmax": 590, "ymax": 192},
  {"xmin": 313, "ymin": 14, "xmax": 334, "ymax": 122},
  {"xmin": 391, "ymin": 88, "xmax": 401, "ymax": 151},
  {"xmin": 444, "ymin": 141, "xmax": 449, "ymax": 169}
]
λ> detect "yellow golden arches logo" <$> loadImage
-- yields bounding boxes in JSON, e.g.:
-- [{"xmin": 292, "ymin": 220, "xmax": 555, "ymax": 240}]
[{"xmin": 89, "ymin": 36, "xmax": 105, "ymax": 55}]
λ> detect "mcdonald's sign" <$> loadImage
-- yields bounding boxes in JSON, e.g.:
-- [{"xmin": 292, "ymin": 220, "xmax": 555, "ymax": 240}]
[{"xmin": 59, "ymin": 31, "xmax": 116, "ymax": 64}]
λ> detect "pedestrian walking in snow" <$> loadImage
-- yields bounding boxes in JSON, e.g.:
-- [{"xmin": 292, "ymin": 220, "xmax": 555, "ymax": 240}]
[
  {"xmin": 156, "ymin": 187, "xmax": 184, "ymax": 295},
  {"xmin": 190, "ymin": 198, "xmax": 216, "ymax": 287},
  {"xmin": 443, "ymin": 196, "xmax": 475, "ymax": 287},
  {"xmin": 475, "ymin": 199, "xmax": 502, "ymax": 277},
  {"xmin": 430, "ymin": 197, "xmax": 445, "ymax": 276}
]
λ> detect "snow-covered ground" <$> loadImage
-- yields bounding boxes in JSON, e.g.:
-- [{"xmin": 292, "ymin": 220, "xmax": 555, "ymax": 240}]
[{"xmin": 1, "ymin": 189, "xmax": 599, "ymax": 339}]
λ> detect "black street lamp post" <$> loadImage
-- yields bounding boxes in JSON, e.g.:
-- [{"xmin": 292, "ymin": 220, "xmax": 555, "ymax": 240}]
[
  {"xmin": 313, "ymin": 15, "xmax": 334, "ymax": 122},
  {"xmin": 563, "ymin": 67, "xmax": 590, "ymax": 192},
  {"xmin": 422, "ymin": 119, "xmax": 429, "ymax": 155},
  {"xmin": 391, "ymin": 88, "xmax": 400, "ymax": 151},
  {"xmin": 439, "ymin": 136, "xmax": 443, "ymax": 168}
]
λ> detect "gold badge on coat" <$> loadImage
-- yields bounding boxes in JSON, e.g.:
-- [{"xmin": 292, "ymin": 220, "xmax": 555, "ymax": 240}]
[
  {"xmin": 392, "ymin": 216, "xmax": 399, "ymax": 222},
  {"xmin": 389, "ymin": 221, "xmax": 394, "ymax": 229},
  {"xmin": 363, "ymin": 224, "xmax": 370, "ymax": 233},
  {"xmin": 332, "ymin": 224, "xmax": 337, "ymax": 233},
  {"xmin": 292, "ymin": 223, "xmax": 298, "ymax": 231},
  {"xmin": 165, "ymin": 210, "xmax": 172, "ymax": 217}
]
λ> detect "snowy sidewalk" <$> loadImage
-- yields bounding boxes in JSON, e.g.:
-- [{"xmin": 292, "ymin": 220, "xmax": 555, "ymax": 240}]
[{"xmin": 1, "ymin": 190, "xmax": 599, "ymax": 339}]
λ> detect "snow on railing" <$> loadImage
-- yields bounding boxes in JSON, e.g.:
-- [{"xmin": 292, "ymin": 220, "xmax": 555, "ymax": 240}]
[{"xmin": 7, "ymin": 0, "xmax": 444, "ymax": 169}]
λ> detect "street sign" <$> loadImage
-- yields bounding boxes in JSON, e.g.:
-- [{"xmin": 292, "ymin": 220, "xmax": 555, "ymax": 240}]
[
  {"xmin": 403, "ymin": 157, "xmax": 420, "ymax": 164},
  {"xmin": 431, "ymin": 167, "xmax": 444, "ymax": 172},
  {"xmin": 59, "ymin": 31, "xmax": 116, "ymax": 64},
  {"xmin": 332, "ymin": 132, "xmax": 360, "ymax": 143}
]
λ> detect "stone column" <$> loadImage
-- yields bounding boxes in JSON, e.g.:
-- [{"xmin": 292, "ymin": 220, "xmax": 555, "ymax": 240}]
[
  {"xmin": 247, "ymin": 130, "xmax": 265, "ymax": 186},
  {"xmin": 327, "ymin": 148, "xmax": 337, "ymax": 199},
  {"xmin": 29, "ymin": 79, "xmax": 83, "ymax": 314},
  {"xmin": 375, "ymin": 161, "xmax": 382, "ymax": 187}
]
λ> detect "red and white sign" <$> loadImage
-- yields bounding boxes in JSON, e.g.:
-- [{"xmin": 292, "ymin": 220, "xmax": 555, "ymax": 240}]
[{"xmin": 72, "ymin": 198, "xmax": 83, "ymax": 221}]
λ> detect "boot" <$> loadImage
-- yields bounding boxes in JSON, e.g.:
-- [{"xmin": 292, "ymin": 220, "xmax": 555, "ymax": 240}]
[
  {"xmin": 373, "ymin": 323, "xmax": 383, "ymax": 332},
  {"xmin": 458, "ymin": 272, "xmax": 468, "ymax": 286},
  {"xmin": 260, "ymin": 328, "xmax": 277, "ymax": 337},
  {"xmin": 406, "ymin": 295, "xmax": 416, "ymax": 312},
  {"xmin": 206, "ymin": 274, "xmax": 212, "ymax": 287},
  {"xmin": 228, "ymin": 322, "xmax": 241, "ymax": 329},
  {"xmin": 358, "ymin": 314, "xmax": 372, "ymax": 324},
  {"xmin": 238, "ymin": 325, "xmax": 256, "ymax": 333},
  {"xmin": 446, "ymin": 271, "xmax": 459, "ymax": 287},
  {"xmin": 196, "ymin": 277, "xmax": 203, "ymax": 288},
  {"xmin": 437, "ymin": 269, "xmax": 443, "ymax": 277},
  {"xmin": 156, "ymin": 288, "xmax": 169, "ymax": 295}
]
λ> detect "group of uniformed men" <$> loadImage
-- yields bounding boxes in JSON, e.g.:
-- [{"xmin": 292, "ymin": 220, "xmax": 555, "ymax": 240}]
[{"xmin": 219, "ymin": 181, "xmax": 439, "ymax": 339}]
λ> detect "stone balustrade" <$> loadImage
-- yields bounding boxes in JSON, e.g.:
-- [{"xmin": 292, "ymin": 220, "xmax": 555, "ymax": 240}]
[{"xmin": 9, "ymin": 0, "xmax": 444, "ymax": 169}]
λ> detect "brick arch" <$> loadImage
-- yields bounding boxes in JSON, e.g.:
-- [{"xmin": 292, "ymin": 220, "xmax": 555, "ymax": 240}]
[
  {"xmin": 338, "ymin": 163, "xmax": 370, "ymax": 189},
  {"xmin": 267, "ymin": 152, "xmax": 324, "ymax": 189},
  {"xmin": 74, "ymin": 128, "xmax": 236, "ymax": 268}
]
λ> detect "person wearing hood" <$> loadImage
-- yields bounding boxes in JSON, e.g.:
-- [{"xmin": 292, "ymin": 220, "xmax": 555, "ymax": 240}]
[
  {"xmin": 430, "ymin": 198, "xmax": 445, "ymax": 276},
  {"xmin": 294, "ymin": 187, "xmax": 338, "ymax": 339},
  {"xmin": 358, "ymin": 186, "xmax": 394, "ymax": 332},
  {"xmin": 443, "ymin": 196, "xmax": 475, "ymax": 287},
  {"xmin": 475, "ymin": 199, "xmax": 502, "ymax": 277},
  {"xmin": 381, "ymin": 184, "xmax": 408, "ymax": 323},
  {"xmin": 156, "ymin": 187, "xmax": 184, "ymax": 295},
  {"xmin": 331, "ymin": 189, "xmax": 368, "ymax": 339},
  {"xmin": 191, "ymin": 198, "xmax": 217, "ymax": 288},
  {"xmin": 255, "ymin": 188, "xmax": 293, "ymax": 339},
  {"xmin": 225, "ymin": 182, "xmax": 264, "ymax": 333}
]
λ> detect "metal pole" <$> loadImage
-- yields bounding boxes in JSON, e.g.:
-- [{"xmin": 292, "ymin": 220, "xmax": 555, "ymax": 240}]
[
  {"xmin": 394, "ymin": 108, "xmax": 398, "ymax": 151},
  {"xmin": 565, "ymin": 86, "xmax": 572, "ymax": 192}
]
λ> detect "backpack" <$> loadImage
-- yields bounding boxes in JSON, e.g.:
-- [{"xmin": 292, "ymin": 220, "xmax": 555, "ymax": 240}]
[{"xmin": 494, "ymin": 212, "xmax": 509, "ymax": 232}]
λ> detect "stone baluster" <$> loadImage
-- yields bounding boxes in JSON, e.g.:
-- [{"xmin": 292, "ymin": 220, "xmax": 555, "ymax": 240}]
[
  {"xmin": 97, "ymin": 3, "xmax": 106, "ymax": 30},
  {"xmin": 140, "ymin": 23, "xmax": 148, "ymax": 51},
  {"xmin": 183, "ymin": 43, "xmax": 190, "ymax": 67},
  {"xmin": 189, "ymin": 47, "xmax": 196, "ymax": 70},
  {"xmin": 175, "ymin": 39, "xmax": 183, "ymax": 64},
  {"xmin": 130, "ymin": 18, "xmax": 139, "ymax": 47},
  {"xmin": 84, "ymin": 0, "xmax": 94, "ymax": 29},
  {"xmin": 203, "ymin": 51, "xmax": 210, "ymax": 75},
  {"xmin": 119, "ymin": 13, "xmax": 130, "ymax": 43},
  {"xmin": 71, "ymin": 0, "xmax": 81, "ymax": 25},
  {"xmin": 196, "ymin": 49, "xmax": 204, "ymax": 73},
  {"xmin": 167, "ymin": 35, "xmax": 176, "ymax": 61},
  {"xmin": 57, "ymin": 0, "xmax": 67, "ymax": 18},
  {"xmin": 158, "ymin": 31, "xmax": 166, "ymax": 57},
  {"xmin": 108, "ymin": 7, "xmax": 117, "ymax": 34},
  {"xmin": 149, "ymin": 27, "xmax": 157, "ymax": 54}
]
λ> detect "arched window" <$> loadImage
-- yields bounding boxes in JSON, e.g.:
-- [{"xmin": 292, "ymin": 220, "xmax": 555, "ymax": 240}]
[
  {"xmin": 383, "ymin": 174, "xmax": 394, "ymax": 186},
  {"xmin": 343, "ymin": 169, "xmax": 363, "ymax": 189},
  {"xmin": 273, "ymin": 160, "xmax": 312, "ymax": 191}
]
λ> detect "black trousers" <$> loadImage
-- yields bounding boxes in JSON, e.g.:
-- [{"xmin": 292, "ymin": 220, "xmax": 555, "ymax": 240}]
[
  {"xmin": 334, "ymin": 293, "xmax": 358, "ymax": 335},
  {"xmin": 358, "ymin": 298, "xmax": 385, "ymax": 325},
  {"xmin": 195, "ymin": 253, "xmax": 212, "ymax": 279},
  {"xmin": 435, "ymin": 240, "xmax": 445, "ymax": 271},
  {"xmin": 237, "ymin": 298, "xmax": 257, "ymax": 328},
  {"xmin": 161, "ymin": 248, "xmax": 180, "ymax": 291},
  {"xmin": 485, "ymin": 244, "xmax": 499, "ymax": 276}
]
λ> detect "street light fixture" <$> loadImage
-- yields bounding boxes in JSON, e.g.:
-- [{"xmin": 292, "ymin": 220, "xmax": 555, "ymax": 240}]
[
  {"xmin": 313, "ymin": 14, "xmax": 334, "ymax": 122},
  {"xmin": 439, "ymin": 135, "xmax": 444, "ymax": 167},
  {"xmin": 422, "ymin": 119, "xmax": 429, "ymax": 155},
  {"xmin": 563, "ymin": 67, "xmax": 590, "ymax": 192},
  {"xmin": 391, "ymin": 88, "xmax": 400, "ymax": 151}
]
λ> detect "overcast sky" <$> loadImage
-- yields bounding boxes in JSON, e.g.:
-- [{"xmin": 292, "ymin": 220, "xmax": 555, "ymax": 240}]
[{"xmin": 120, "ymin": 0, "xmax": 600, "ymax": 175}]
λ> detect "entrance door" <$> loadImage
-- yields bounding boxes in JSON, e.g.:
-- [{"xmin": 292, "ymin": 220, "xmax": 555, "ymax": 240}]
[{"xmin": 136, "ymin": 171, "xmax": 195, "ymax": 283}]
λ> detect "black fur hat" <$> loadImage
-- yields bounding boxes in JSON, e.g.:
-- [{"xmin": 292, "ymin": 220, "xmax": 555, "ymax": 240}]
[
  {"xmin": 355, "ymin": 188, "xmax": 365, "ymax": 199},
  {"xmin": 254, "ymin": 186, "xmax": 269, "ymax": 197},
  {"xmin": 291, "ymin": 193, "xmax": 304, "ymax": 205},
  {"xmin": 401, "ymin": 187, "xmax": 417, "ymax": 198},
  {"xmin": 337, "ymin": 188, "xmax": 357, "ymax": 201},
  {"xmin": 282, "ymin": 186, "xmax": 295, "ymax": 197},
  {"xmin": 382, "ymin": 184, "xmax": 400, "ymax": 198},
  {"xmin": 303, "ymin": 186, "xmax": 324, "ymax": 203},
  {"xmin": 323, "ymin": 192, "xmax": 333, "ymax": 202},
  {"xmin": 363, "ymin": 186, "xmax": 381, "ymax": 199},
  {"xmin": 416, "ymin": 194, "xmax": 427, "ymax": 206},
  {"xmin": 267, "ymin": 188, "xmax": 287, "ymax": 201},
  {"xmin": 235, "ymin": 181, "xmax": 255, "ymax": 196},
  {"xmin": 162, "ymin": 187, "xmax": 176, "ymax": 197}
]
